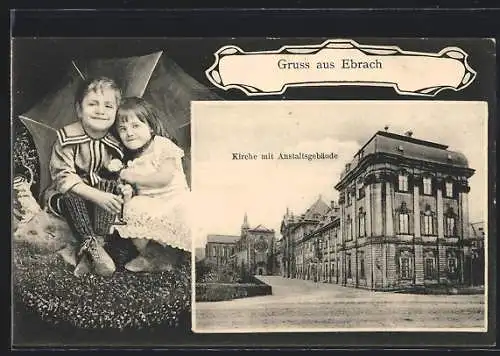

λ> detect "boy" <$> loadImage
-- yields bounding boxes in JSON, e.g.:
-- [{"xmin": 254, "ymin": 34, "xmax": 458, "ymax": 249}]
[{"xmin": 44, "ymin": 77, "xmax": 124, "ymax": 277}]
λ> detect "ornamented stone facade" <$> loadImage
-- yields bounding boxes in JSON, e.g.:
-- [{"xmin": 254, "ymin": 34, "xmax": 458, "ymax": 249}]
[{"xmin": 280, "ymin": 130, "xmax": 482, "ymax": 290}]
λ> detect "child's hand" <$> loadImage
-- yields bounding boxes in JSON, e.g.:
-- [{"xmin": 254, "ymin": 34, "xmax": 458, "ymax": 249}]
[
  {"xmin": 117, "ymin": 183, "xmax": 134, "ymax": 202},
  {"xmin": 93, "ymin": 191, "xmax": 123, "ymax": 214}
]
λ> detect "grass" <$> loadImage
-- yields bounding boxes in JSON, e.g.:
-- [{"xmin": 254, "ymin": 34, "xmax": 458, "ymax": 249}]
[{"xmin": 12, "ymin": 236, "xmax": 193, "ymax": 347}]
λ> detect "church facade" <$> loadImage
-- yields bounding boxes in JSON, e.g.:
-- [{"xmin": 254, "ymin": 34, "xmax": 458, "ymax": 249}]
[
  {"xmin": 233, "ymin": 214, "xmax": 277, "ymax": 276},
  {"xmin": 280, "ymin": 130, "xmax": 481, "ymax": 290}
]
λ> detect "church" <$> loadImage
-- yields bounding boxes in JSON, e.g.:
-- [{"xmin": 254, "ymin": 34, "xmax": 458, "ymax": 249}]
[{"xmin": 233, "ymin": 214, "xmax": 277, "ymax": 276}]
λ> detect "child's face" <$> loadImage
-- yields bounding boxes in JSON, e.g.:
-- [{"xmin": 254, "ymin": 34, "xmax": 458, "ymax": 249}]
[
  {"xmin": 116, "ymin": 110, "xmax": 153, "ymax": 150},
  {"xmin": 77, "ymin": 88, "xmax": 118, "ymax": 135}
]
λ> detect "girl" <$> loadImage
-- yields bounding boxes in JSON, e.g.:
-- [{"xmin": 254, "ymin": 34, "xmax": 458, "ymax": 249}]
[
  {"xmin": 113, "ymin": 97, "xmax": 191, "ymax": 272},
  {"xmin": 44, "ymin": 76, "xmax": 124, "ymax": 278}
]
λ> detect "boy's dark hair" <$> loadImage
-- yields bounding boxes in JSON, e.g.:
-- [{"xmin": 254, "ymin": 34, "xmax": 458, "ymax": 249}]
[
  {"xmin": 115, "ymin": 96, "xmax": 171, "ymax": 138},
  {"xmin": 74, "ymin": 76, "xmax": 122, "ymax": 109}
]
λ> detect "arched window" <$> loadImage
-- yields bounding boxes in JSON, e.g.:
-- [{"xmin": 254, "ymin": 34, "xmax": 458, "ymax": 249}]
[
  {"xmin": 445, "ymin": 207, "xmax": 457, "ymax": 237},
  {"xmin": 398, "ymin": 201, "xmax": 410, "ymax": 235},
  {"xmin": 422, "ymin": 204, "xmax": 435, "ymax": 236}
]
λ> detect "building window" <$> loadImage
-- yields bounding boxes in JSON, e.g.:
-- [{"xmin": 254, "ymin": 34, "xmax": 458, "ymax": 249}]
[
  {"xmin": 358, "ymin": 208, "xmax": 366, "ymax": 237},
  {"xmin": 346, "ymin": 191, "xmax": 352, "ymax": 205},
  {"xmin": 423, "ymin": 214, "xmax": 432, "ymax": 235},
  {"xmin": 359, "ymin": 251, "xmax": 366, "ymax": 279},
  {"xmin": 398, "ymin": 202, "xmax": 410, "ymax": 235},
  {"xmin": 346, "ymin": 215, "xmax": 353, "ymax": 241},
  {"xmin": 346, "ymin": 254, "xmax": 352, "ymax": 279},
  {"xmin": 445, "ymin": 181, "xmax": 454, "ymax": 198},
  {"xmin": 424, "ymin": 251, "xmax": 436, "ymax": 279},
  {"xmin": 400, "ymin": 258, "xmax": 410, "ymax": 279},
  {"xmin": 399, "ymin": 213, "xmax": 409, "ymax": 235},
  {"xmin": 447, "ymin": 255, "xmax": 457, "ymax": 274},
  {"xmin": 445, "ymin": 216, "xmax": 456, "ymax": 237},
  {"xmin": 399, "ymin": 250, "xmax": 413, "ymax": 280},
  {"xmin": 422, "ymin": 206, "xmax": 435, "ymax": 236},
  {"xmin": 357, "ymin": 180, "xmax": 365, "ymax": 200},
  {"xmin": 423, "ymin": 177, "xmax": 432, "ymax": 195},
  {"xmin": 398, "ymin": 173, "xmax": 409, "ymax": 192}
]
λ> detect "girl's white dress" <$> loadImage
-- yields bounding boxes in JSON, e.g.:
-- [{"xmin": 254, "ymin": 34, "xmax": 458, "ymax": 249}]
[{"xmin": 114, "ymin": 136, "xmax": 191, "ymax": 252}]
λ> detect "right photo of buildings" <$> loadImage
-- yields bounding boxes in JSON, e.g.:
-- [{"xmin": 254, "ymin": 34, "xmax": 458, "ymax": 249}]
[
  {"xmin": 280, "ymin": 128, "xmax": 485, "ymax": 290},
  {"xmin": 191, "ymin": 100, "xmax": 487, "ymax": 333}
]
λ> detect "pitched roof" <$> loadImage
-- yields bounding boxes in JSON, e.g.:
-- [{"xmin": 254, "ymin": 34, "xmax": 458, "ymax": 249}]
[
  {"xmin": 303, "ymin": 196, "xmax": 330, "ymax": 220},
  {"xmin": 250, "ymin": 224, "xmax": 274, "ymax": 232},
  {"xmin": 206, "ymin": 234, "xmax": 240, "ymax": 244}
]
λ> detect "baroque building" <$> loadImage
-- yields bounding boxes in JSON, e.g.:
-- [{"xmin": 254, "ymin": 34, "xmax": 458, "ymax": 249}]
[{"xmin": 280, "ymin": 130, "xmax": 481, "ymax": 290}]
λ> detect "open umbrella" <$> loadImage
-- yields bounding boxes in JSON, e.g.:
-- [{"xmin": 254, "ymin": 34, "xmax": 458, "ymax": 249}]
[
  {"xmin": 18, "ymin": 50, "xmax": 221, "ymax": 200},
  {"xmin": 13, "ymin": 50, "xmax": 221, "ymax": 332}
]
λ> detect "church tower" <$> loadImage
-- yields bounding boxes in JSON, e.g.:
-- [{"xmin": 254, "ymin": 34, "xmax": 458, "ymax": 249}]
[{"xmin": 241, "ymin": 212, "xmax": 250, "ymax": 236}]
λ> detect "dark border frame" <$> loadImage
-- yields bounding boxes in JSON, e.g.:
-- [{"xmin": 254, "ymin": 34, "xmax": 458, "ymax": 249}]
[{"xmin": 9, "ymin": 9, "xmax": 498, "ymax": 349}]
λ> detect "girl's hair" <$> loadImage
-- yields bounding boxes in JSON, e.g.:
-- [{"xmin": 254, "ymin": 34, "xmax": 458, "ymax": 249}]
[
  {"xmin": 74, "ymin": 76, "xmax": 122, "ymax": 108},
  {"xmin": 115, "ymin": 97, "xmax": 169, "ymax": 138}
]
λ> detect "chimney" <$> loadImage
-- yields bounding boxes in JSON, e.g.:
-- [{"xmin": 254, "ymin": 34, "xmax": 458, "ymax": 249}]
[
  {"xmin": 330, "ymin": 200, "xmax": 336, "ymax": 209},
  {"xmin": 405, "ymin": 130, "xmax": 413, "ymax": 137},
  {"xmin": 384, "ymin": 125, "xmax": 389, "ymax": 132}
]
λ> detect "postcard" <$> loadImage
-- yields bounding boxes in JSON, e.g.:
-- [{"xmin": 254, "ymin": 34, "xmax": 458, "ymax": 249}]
[{"xmin": 11, "ymin": 37, "xmax": 495, "ymax": 348}]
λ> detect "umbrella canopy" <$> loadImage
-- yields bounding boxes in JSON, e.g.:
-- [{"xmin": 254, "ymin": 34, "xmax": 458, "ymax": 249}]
[{"xmin": 19, "ymin": 51, "xmax": 220, "ymax": 200}]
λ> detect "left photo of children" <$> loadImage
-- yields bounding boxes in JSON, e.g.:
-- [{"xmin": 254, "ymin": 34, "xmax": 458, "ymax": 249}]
[{"xmin": 11, "ymin": 38, "xmax": 213, "ymax": 346}]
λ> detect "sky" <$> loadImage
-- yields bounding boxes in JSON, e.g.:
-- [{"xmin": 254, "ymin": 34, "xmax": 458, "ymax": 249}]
[{"xmin": 191, "ymin": 100, "xmax": 488, "ymax": 248}]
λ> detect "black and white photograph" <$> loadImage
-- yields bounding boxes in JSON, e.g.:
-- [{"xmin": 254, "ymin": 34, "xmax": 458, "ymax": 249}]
[
  {"xmin": 11, "ymin": 35, "xmax": 496, "ymax": 348},
  {"xmin": 192, "ymin": 100, "xmax": 488, "ymax": 333},
  {"xmin": 11, "ymin": 38, "xmax": 210, "ymax": 346}
]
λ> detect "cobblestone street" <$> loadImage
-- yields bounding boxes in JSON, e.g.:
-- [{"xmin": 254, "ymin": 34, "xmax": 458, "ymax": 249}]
[{"xmin": 194, "ymin": 276, "xmax": 485, "ymax": 333}]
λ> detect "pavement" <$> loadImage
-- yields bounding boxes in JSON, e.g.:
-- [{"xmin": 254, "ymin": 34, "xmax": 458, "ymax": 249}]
[{"xmin": 193, "ymin": 275, "xmax": 486, "ymax": 333}]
